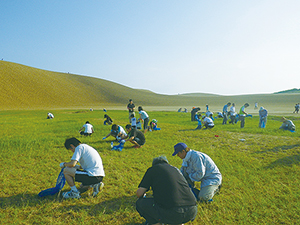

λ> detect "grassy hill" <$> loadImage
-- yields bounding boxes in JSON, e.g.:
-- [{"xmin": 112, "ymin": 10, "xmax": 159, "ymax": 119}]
[{"xmin": 1, "ymin": 61, "xmax": 299, "ymax": 112}]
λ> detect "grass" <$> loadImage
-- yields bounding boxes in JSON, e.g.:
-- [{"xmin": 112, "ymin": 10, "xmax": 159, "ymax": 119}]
[
  {"xmin": 1, "ymin": 60, "xmax": 300, "ymax": 112},
  {"xmin": 0, "ymin": 109, "xmax": 300, "ymax": 224}
]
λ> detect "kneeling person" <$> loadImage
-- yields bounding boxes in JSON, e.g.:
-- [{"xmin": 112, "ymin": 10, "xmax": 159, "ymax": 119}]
[
  {"xmin": 136, "ymin": 156, "xmax": 197, "ymax": 225},
  {"xmin": 61, "ymin": 137, "xmax": 105, "ymax": 199},
  {"xmin": 125, "ymin": 124, "xmax": 145, "ymax": 148}
]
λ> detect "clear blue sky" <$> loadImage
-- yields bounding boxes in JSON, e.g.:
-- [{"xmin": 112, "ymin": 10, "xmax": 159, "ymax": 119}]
[{"xmin": 1, "ymin": 0, "xmax": 299, "ymax": 95}]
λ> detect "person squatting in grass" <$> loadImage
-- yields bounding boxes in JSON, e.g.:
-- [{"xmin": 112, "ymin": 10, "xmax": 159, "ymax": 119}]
[
  {"xmin": 279, "ymin": 117, "xmax": 296, "ymax": 131},
  {"xmin": 79, "ymin": 121, "xmax": 94, "ymax": 136},
  {"xmin": 136, "ymin": 156, "xmax": 198, "ymax": 225},
  {"xmin": 125, "ymin": 124, "xmax": 145, "ymax": 148},
  {"xmin": 103, "ymin": 114, "xmax": 113, "ymax": 125},
  {"xmin": 172, "ymin": 142, "xmax": 222, "ymax": 202},
  {"xmin": 102, "ymin": 124, "xmax": 127, "ymax": 141},
  {"xmin": 61, "ymin": 137, "xmax": 105, "ymax": 199},
  {"xmin": 202, "ymin": 115, "xmax": 214, "ymax": 129},
  {"xmin": 138, "ymin": 106, "xmax": 150, "ymax": 133}
]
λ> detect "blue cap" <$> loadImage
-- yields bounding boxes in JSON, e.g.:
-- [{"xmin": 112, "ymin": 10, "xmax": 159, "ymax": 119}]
[{"xmin": 172, "ymin": 142, "xmax": 187, "ymax": 156}]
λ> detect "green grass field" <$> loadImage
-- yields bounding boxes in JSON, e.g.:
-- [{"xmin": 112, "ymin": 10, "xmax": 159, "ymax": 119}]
[{"xmin": 0, "ymin": 110, "xmax": 299, "ymax": 225}]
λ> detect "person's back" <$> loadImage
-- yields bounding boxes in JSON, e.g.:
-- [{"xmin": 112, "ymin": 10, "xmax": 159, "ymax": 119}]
[
  {"xmin": 83, "ymin": 123, "xmax": 93, "ymax": 134},
  {"xmin": 141, "ymin": 162, "xmax": 196, "ymax": 208}
]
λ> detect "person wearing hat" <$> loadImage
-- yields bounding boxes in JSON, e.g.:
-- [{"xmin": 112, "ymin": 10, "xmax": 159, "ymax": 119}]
[
  {"xmin": 258, "ymin": 107, "xmax": 268, "ymax": 128},
  {"xmin": 136, "ymin": 156, "xmax": 197, "ymax": 225},
  {"xmin": 279, "ymin": 117, "xmax": 296, "ymax": 131},
  {"xmin": 127, "ymin": 99, "xmax": 135, "ymax": 123},
  {"xmin": 172, "ymin": 142, "xmax": 222, "ymax": 202}
]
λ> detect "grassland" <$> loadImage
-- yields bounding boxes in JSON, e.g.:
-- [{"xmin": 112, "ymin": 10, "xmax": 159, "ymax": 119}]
[
  {"xmin": 1, "ymin": 60, "xmax": 300, "ymax": 113},
  {"xmin": 0, "ymin": 109, "xmax": 299, "ymax": 224}
]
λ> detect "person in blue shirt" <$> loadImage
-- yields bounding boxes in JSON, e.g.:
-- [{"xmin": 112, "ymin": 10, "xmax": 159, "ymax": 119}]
[
  {"xmin": 222, "ymin": 102, "xmax": 231, "ymax": 125},
  {"xmin": 259, "ymin": 107, "xmax": 268, "ymax": 128},
  {"xmin": 172, "ymin": 142, "xmax": 222, "ymax": 202}
]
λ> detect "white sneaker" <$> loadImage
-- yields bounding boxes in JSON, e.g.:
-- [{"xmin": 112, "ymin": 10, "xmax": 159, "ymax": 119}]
[
  {"xmin": 62, "ymin": 190, "xmax": 81, "ymax": 199},
  {"xmin": 92, "ymin": 182, "xmax": 104, "ymax": 197}
]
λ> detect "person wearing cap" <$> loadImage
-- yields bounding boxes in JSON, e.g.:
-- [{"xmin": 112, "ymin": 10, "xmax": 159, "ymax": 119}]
[
  {"xmin": 172, "ymin": 142, "xmax": 222, "ymax": 202},
  {"xmin": 127, "ymin": 99, "xmax": 135, "ymax": 123},
  {"xmin": 258, "ymin": 107, "xmax": 268, "ymax": 128},
  {"xmin": 136, "ymin": 156, "xmax": 198, "ymax": 225},
  {"xmin": 239, "ymin": 103, "xmax": 250, "ymax": 128},
  {"xmin": 279, "ymin": 117, "xmax": 296, "ymax": 131},
  {"xmin": 202, "ymin": 115, "xmax": 214, "ymax": 129},
  {"xmin": 102, "ymin": 124, "xmax": 127, "ymax": 141}
]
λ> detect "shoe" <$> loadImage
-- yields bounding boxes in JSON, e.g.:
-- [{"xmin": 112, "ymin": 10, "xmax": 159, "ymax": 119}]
[
  {"xmin": 92, "ymin": 182, "xmax": 104, "ymax": 197},
  {"xmin": 62, "ymin": 190, "xmax": 80, "ymax": 199}
]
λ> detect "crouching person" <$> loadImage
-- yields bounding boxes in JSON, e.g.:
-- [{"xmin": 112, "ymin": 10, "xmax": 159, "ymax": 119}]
[
  {"xmin": 136, "ymin": 156, "xmax": 197, "ymax": 225},
  {"xmin": 172, "ymin": 142, "xmax": 222, "ymax": 202},
  {"xmin": 61, "ymin": 137, "xmax": 105, "ymax": 199}
]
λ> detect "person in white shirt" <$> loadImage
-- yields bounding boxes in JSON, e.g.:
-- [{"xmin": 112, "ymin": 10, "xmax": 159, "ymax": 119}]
[
  {"xmin": 103, "ymin": 124, "xmax": 127, "ymax": 141},
  {"xmin": 47, "ymin": 112, "xmax": 54, "ymax": 119},
  {"xmin": 202, "ymin": 116, "xmax": 214, "ymax": 129},
  {"xmin": 79, "ymin": 121, "xmax": 94, "ymax": 136},
  {"xmin": 61, "ymin": 138, "xmax": 105, "ymax": 199},
  {"xmin": 130, "ymin": 114, "xmax": 137, "ymax": 129},
  {"xmin": 138, "ymin": 106, "xmax": 149, "ymax": 133},
  {"xmin": 229, "ymin": 103, "xmax": 237, "ymax": 124}
]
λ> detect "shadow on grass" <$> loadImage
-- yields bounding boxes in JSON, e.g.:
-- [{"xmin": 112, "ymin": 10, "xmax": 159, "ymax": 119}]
[
  {"xmin": 256, "ymin": 143, "xmax": 300, "ymax": 153},
  {"xmin": 265, "ymin": 154, "xmax": 300, "ymax": 169},
  {"xmin": 0, "ymin": 193, "xmax": 59, "ymax": 208}
]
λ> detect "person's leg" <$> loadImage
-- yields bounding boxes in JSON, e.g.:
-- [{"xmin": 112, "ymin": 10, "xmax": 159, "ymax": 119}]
[
  {"xmin": 136, "ymin": 198, "xmax": 160, "ymax": 224},
  {"xmin": 240, "ymin": 116, "xmax": 245, "ymax": 128},
  {"xmin": 63, "ymin": 167, "xmax": 76, "ymax": 187},
  {"xmin": 198, "ymin": 185, "xmax": 220, "ymax": 202}
]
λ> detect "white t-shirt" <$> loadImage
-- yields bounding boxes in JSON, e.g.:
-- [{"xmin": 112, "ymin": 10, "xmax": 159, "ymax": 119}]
[
  {"xmin": 83, "ymin": 123, "xmax": 93, "ymax": 133},
  {"xmin": 71, "ymin": 144, "xmax": 105, "ymax": 177},
  {"xmin": 139, "ymin": 110, "xmax": 149, "ymax": 120}
]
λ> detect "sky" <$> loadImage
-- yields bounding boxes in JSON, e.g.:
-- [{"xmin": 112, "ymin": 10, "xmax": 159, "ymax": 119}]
[{"xmin": 1, "ymin": 0, "xmax": 300, "ymax": 96}]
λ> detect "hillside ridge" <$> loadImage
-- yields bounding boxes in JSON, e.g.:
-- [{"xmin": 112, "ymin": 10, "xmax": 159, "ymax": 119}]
[{"xmin": 1, "ymin": 61, "xmax": 299, "ymax": 110}]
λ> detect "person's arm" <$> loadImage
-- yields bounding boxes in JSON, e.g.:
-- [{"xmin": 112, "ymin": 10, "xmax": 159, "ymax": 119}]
[
  {"xmin": 79, "ymin": 126, "xmax": 84, "ymax": 132},
  {"xmin": 64, "ymin": 160, "xmax": 78, "ymax": 168},
  {"xmin": 103, "ymin": 131, "xmax": 112, "ymax": 139},
  {"xmin": 92, "ymin": 128, "xmax": 94, "ymax": 133},
  {"xmin": 136, "ymin": 187, "xmax": 147, "ymax": 198}
]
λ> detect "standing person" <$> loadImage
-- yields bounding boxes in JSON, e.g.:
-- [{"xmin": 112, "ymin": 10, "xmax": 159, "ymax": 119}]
[
  {"xmin": 259, "ymin": 107, "xmax": 268, "ymax": 128},
  {"xmin": 138, "ymin": 106, "xmax": 149, "ymax": 133},
  {"xmin": 202, "ymin": 115, "xmax": 214, "ymax": 129},
  {"xmin": 136, "ymin": 156, "xmax": 197, "ymax": 225},
  {"xmin": 172, "ymin": 142, "xmax": 222, "ymax": 202},
  {"xmin": 102, "ymin": 124, "xmax": 127, "ymax": 141},
  {"xmin": 222, "ymin": 102, "xmax": 231, "ymax": 125},
  {"xmin": 79, "ymin": 121, "xmax": 94, "ymax": 136},
  {"xmin": 293, "ymin": 103, "xmax": 300, "ymax": 114},
  {"xmin": 229, "ymin": 103, "xmax": 237, "ymax": 124},
  {"xmin": 127, "ymin": 99, "xmax": 135, "ymax": 123},
  {"xmin": 279, "ymin": 117, "xmax": 296, "ymax": 131},
  {"xmin": 125, "ymin": 124, "xmax": 145, "ymax": 148},
  {"xmin": 60, "ymin": 137, "xmax": 105, "ymax": 199},
  {"xmin": 239, "ymin": 103, "xmax": 249, "ymax": 128}
]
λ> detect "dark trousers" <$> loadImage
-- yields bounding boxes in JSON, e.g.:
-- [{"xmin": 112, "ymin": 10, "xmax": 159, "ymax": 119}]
[{"xmin": 136, "ymin": 197, "xmax": 197, "ymax": 224}]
